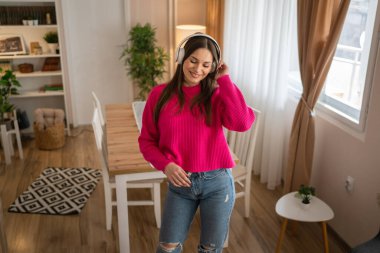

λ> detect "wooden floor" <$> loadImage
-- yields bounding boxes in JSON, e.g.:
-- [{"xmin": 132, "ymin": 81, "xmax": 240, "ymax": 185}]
[{"xmin": 0, "ymin": 126, "xmax": 350, "ymax": 253}]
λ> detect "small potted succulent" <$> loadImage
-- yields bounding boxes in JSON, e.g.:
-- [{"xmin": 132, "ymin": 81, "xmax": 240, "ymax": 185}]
[
  {"xmin": 43, "ymin": 31, "xmax": 59, "ymax": 54},
  {"xmin": 297, "ymin": 184, "xmax": 316, "ymax": 205}
]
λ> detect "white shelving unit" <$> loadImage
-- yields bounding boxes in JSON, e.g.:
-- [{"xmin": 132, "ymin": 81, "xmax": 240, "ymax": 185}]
[{"xmin": 0, "ymin": 0, "xmax": 71, "ymax": 135}]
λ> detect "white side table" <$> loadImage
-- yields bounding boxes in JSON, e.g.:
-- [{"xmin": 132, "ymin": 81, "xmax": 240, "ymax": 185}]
[{"xmin": 275, "ymin": 191, "xmax": 334, "ymax": 253}]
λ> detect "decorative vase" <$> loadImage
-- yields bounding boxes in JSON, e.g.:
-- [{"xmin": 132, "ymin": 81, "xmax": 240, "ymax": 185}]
[{"xmin": 47, "ymin": 43, "xmax": 58, "ymax": 54}]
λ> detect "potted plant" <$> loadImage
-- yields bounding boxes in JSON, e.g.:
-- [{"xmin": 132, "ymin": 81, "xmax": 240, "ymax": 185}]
[
  {"xmin": 0, "ymin": 68, "xmax": 21, "ymax": 123},
  {"xmin": 297, "ymin": 184, "xmax": 316, "ymax": 205},
  {"xmin": 120, "ymin": 23, "xmax": 169, "ymax": 100},
  {"xmin": 43, "ymin": 31, "xmax": 59, "ymax": 54}
]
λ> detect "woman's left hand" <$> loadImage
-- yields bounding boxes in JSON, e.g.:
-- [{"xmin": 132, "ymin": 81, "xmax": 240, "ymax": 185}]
[{"xmin": 215, "ymin": 62, "xmax": 229, "ymax": 79}]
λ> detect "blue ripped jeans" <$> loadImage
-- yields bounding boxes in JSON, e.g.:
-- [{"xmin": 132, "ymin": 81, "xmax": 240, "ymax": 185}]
[{"xmin": 157, "ymin": 168, "xmax": 235, "ymax": 253}]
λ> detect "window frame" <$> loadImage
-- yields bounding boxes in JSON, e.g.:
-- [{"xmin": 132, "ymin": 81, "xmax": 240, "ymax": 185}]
[{"xmin": 288, "ymin": 1, "xmax": 380, "ymax": 136}]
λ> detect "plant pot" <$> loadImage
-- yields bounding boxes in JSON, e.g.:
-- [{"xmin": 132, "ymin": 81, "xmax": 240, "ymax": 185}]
[
  {"xmin": 300, "ymin": 202, "xmax": 311, "ymax": 210},
  {"xmin": 0, "ymin": 119, "xmax": 13, "ymax": 131},
  {"xmin": 299, "ymin": 197, "xmax": 312, "ymax": 210},
  {"xmin": 47, "ymin": 43, "xmax": 58, "ymax": 54}
]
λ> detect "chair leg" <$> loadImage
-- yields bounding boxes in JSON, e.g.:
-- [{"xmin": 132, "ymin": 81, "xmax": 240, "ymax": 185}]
[
  {"xmin": 1, "ymin": 125, "xmax": 11, "ymax": 165},
  {"xmin": 15, "ymin": 130, "xmax": 23, "ymax": 160},
  {"xmin": 7, "ymin": 135, "xmax": 14, "ymax": 156},
  {"xmin": 103, "ymin": 179, "xmax": 113, "ymax": 230},
  {"xmin": 153, "ymin": 182, "xmax": 161, "ymax": 228},
  {"xmin": 244, "ymin": 177, "xmax": 251, "ymax": 218}
]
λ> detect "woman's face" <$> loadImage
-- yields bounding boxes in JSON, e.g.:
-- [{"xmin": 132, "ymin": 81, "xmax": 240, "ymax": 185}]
[{"xmin": 182, "ymin": 48, "xmax": 213, "ymax": 87}]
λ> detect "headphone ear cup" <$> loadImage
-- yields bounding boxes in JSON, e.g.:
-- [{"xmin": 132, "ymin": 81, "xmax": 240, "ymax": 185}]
[
  {"xmin": 176, "ymin": 48, "xmax": 185, "ymax": 64},
  {"xmin": 211, "ymin": 62, "xmax": 217, "ymax": 72}
]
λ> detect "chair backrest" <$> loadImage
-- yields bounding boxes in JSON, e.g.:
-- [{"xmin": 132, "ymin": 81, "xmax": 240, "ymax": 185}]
[
  {"xmin": 92, "ymin": 107, "xmax": 110, "ymax": 179},
  {"xmin": 132, "ymin": 101, "xmax": 146, "ymax": 132},
  {"xmin": 91, "ymin": 91, "xmax": 105, "ymax": 127},
  {"xmin": 227, "ymin": 108, "xmax": 261, "ymax": 171},
  {"xmin": 91, "ymin": 91, "xmax": 110, "ymax": 180}
]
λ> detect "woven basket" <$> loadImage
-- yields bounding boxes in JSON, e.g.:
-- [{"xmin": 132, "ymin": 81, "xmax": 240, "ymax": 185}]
[
  {"xmin": 18, "ymin": 63, "xmax": 34, "ymax": 73},
  {"xmin": 34, "ymin": 122, "xmax": 65, "ymax": 150}
]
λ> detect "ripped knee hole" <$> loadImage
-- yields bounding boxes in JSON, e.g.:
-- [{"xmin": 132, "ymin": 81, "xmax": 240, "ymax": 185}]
[{"xmin": 159, "ymin": 242, "xmax": 181, "ymax": 252}]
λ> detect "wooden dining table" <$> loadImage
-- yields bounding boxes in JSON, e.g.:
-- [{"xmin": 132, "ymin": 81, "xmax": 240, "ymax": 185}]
[
  {"xmin": 105, "ymin": 102, "xmax": 239, "ymax": 253},
  {"xmin": 105, "ymin": 103, "xmax": 165, "ymax": 253}
]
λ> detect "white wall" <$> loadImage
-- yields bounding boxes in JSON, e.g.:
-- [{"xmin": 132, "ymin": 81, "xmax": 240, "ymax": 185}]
[
  {"xmin": 61, "ymin": 0, "xmax": 130, "ymax": 126},
  {"xmin": 61, "ymin": 0, "xmax": 177, "ymax": 124}
]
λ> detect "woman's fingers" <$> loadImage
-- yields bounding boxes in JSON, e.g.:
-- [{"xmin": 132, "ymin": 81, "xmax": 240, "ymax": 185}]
[
  {"xmin": 164, "ymin": 162, "xmax": 191, "ymax": 187},
  {"xmin": 171, "ymin": 170, "xmax": 191, "ymax": 187}
]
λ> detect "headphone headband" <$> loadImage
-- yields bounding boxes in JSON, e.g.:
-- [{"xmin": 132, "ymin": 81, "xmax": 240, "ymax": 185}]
[{"xmin": 175, "ymin": 33, "xmax": 221, "ymax": 69}]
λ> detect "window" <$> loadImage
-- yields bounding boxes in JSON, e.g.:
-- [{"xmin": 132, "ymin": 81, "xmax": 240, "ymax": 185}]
[{"xmin": 288, "ymin": 0, "xmax": 379, "ymax": 131}]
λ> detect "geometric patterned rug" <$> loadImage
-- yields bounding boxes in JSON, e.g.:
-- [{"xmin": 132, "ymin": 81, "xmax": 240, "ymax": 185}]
[{"xmin": 8, "ymin": 167, "xmax": 102, "ymax": 215}]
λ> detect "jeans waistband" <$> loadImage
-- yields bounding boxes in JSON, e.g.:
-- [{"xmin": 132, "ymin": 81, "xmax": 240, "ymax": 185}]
[{"xmin": 186, "ymin": 168, "xmax": 230, "ymax": 178}]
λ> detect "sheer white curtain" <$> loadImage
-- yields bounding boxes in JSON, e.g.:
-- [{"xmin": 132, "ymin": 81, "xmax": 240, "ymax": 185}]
[{"xmin": 223, "ymin": 0, "xmax": 295, "ymax": 189}]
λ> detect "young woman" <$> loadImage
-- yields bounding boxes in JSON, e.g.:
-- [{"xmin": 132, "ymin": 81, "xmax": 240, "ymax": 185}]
[{"xmin": 138, "ymin": 33, "xmax": 255, "ymax": 253}]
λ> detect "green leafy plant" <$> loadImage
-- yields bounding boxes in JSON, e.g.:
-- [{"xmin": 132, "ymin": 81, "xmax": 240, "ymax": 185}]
[
  {"xmin": 297, "ymin": 184, "xmax": 316, "ymax": 204},
  {"xmin": 120, "ymin": 23, "xmax": 169, "ymax": 100},
  {"xmin": 43, "ymin": 31, "xmax": 58, "ymax": 43},
  {"xmin": 0, "ymin": 68, "xmax": 21, "ymax": 121}
]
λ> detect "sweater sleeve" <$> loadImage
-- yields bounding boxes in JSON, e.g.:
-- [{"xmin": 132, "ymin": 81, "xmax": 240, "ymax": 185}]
[
  {"xmin": 217, "ymin": 75, "xmax": 255, "ymax": 131},
  {"xmin": 138, "ymin": 87, "xmax": 172, "ymax": 171}
]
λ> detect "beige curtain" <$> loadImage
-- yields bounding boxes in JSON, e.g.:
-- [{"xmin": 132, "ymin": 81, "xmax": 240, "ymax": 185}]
[
  {"xmin": 206, "ymin": 0, "xmax": 224, "ymax": 51},
  {"xmin": 284, "ymin": 0, "xmax": 350, "ymax": 192}
]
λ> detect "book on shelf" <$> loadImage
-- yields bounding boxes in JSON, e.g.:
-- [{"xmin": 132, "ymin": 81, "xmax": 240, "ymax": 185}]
[{"xmin": 40, "ymin": 84, "xmax": 63, "ymax": 92}]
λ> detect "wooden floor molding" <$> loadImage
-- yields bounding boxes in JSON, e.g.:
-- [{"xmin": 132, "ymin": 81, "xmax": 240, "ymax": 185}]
[{"xmin": 0, "ymin": 126, "xmax": 351, "ymax": 253}]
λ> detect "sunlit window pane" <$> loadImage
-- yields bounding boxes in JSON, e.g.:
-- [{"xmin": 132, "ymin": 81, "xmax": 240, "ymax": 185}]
[{"xmin": 322, "ymin": 0, "xmax": 378, "ymax": 121}]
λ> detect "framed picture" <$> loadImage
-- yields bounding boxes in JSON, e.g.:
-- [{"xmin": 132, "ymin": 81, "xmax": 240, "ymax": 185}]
[
  {"xmin": 0, "ymin": 34, "xmax": 26, "ymax": 55},
  {"xmin": 30, "ymin": 41, "xmax": 42, "ymax": 55}
]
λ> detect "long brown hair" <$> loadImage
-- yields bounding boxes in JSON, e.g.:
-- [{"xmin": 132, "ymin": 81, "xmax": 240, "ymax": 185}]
[{"xmin": 153, "ymin": 36, "xmax": 220, "ymax": 126}]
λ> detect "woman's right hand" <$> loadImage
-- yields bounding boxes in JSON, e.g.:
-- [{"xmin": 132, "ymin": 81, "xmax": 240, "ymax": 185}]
[{"xmin": 164, "ymin": 162, "xmax": 191, "ymax": 187}]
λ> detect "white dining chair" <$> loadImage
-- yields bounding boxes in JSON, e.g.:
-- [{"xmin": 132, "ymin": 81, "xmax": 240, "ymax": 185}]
[
  {"xmin": 91, "ymin": 92, "xmax": 163, "ymax": 230},
  {"xmin": 224, "ymin": 108, "xmax": 261, "ymax": 248},
  {"xmin": 229, "ymin": 108, "xmax": 261, "ymax": 218},
  {"xmin": 0, "ymin": 109, "xmax": 23, "ymax": 165},
  {"xmin": 131, "ymin": 101, "xmax": 145, "ymax": 132}
]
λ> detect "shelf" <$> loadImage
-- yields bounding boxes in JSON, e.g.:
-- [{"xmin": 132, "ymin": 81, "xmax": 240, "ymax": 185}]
[
  {"xmin": 2, "ymin": 0, "xmax": 71, "ymax": 136},
  {"xmin": 10, "ymin": 91, "xmax": 64, "ymax": 98},
  {"xmin": 0, "ymin": 25, "xmax": 57, "ymax": 29},
  {"xmin": 0, "ymin": 54, "xmax": 60, "ymax": 60},
  {"xmin": 14, "ymin": 70, "xmax": 62, "ymax": 77}
]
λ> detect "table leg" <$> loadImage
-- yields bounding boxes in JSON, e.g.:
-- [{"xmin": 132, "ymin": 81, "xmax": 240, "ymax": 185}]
[
  {"xmin": 275, "ymin": 218, "xmax": 288, "ymax": 253},
  {"xmin": 289, "ymin": 220, "xmax": 299, "ymax": 236},
  {"xmin": 321, "ymin": 222, "xmax": 329, "ymax": 253},
  {"xmin": 114, "ymin": 172, "xmax": 165, "ymax": 253},
  {"xmin": 1, "ymin": 124, "xmax": 11, "ymax": 165},
  {"xmin": 116, "ymin": 175, "xmax": 130, "ymax": 253}
]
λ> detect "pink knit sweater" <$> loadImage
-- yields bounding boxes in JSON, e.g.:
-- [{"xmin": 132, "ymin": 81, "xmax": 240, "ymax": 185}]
[{"xmin": 138, "ymin": 75, "xmax": 255, "ymax": 172}]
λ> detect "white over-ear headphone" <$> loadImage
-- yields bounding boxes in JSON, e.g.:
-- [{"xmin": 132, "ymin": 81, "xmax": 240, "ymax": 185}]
[{"xmin": 175, "ymin": 33, "xmax": 221, "ymax": 72}]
